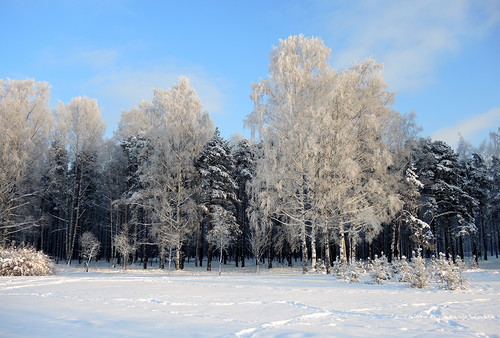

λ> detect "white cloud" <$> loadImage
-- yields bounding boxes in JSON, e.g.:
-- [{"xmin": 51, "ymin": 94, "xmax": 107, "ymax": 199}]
[
  {"xmin": 70, "ymin": 49, "xmax": 118, "ymax": 69},
  {"xmin": 81, "ymin": 64, "xmax": 228, "ymax": 137},
  {"xmin": 40, "ymin": 46, "xmax": 229, "ymax": 137},
  {"xmin": 39, "ymin": 48, "xmax": 119, "ymax": 70},
  {"xmin": 319, "ymin": 0, "xmax": 500, "ymax": 91},
  {"xmin": 430, "ymin": 107, "xmax": 500, "ymax": 148},
  {"xmin": 87, "ymin": 66, "xmax": 226, "ymax": 114}
]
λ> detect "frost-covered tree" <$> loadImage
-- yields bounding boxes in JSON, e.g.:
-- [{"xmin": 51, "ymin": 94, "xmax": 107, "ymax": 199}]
[
  {"xmin": 414, "ymin": 139, "xmax": 477, "ymax": 261},
  {"xmin": 55, "ymin": 97, "xmax": 106, "ymax": 264},
  {"xmin": 134, "ymin": 77, "xmax": 213, "ymax": 270},
  {"xmin": 114, "ymin": 136, "xmax": 149, "ymax": 266},
  {"xmin": 207, "ymin": 205, "xmax": 241, "ymax": 275},
  {"xmin": 384, "ymin": 111, "xmax": 425, "ymax": 261},
  {"xmin": 197, "ymin": 129, "xmax": 238, "ymax": 271},
  {"xmin": 97, "ymin": 140, "xmax": 128, "ymax": 263},
  {"xmin": 246, "ymin": 35, "xmax": 333, "ymax": 273},
  {"xmin": 314, "ymin": 60, "xmax": 401, "ymax": 265},
  {"xmin": 0, "ymin": 79, "xmax": 52, "ymax": 246},
  {"xmin": 457, "ymin": 134, "xmax": 475, "ymax": 162},
  {"xmin": 114, "ymin": 229, "xmax": 136, "ymax": 271},
  {"xmin": 401, "ymin": 165, "xmax": 434, "ymax": 252},
  {"xmin": 246, "ymin": 36, "xmax": 402, "ymax": 271},
  {"xmin": 79, "ymin": 231, "xmax": 100, "ymax": 271}
]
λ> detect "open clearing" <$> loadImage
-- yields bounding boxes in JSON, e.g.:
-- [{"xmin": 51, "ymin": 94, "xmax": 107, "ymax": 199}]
[{"xmin": 1, "ymin": 260, "xmax": 499, "ymax": 337}]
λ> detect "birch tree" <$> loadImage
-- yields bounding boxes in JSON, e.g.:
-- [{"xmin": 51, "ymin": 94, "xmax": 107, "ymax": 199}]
[
  {"xmin": 138, "ymin": 77, "xmax": 214, "ymax": 270},
  {"xmin": 207, "ymin": 205, "xmax": 240, "ymax": 275},
  {"xmin": 79, "ymin": 231, "xmax": 100, "ymax": 271},
  {"xmin": 0, "ymin": 79, "xmax": 52, "ymax": 246},
  {"xmin": 246, "ymin": 35, "xmax": 331, "ymax": 273},
  {"xmin": 56, "ymin": 97, "xmax": 106, "ymax": 263},
  {"xmin": 246, "ymin": 36, "xmax": 401, "ymax": 271}
]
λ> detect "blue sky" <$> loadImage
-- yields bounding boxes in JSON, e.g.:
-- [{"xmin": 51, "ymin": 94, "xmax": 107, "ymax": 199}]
[{"xmin": 1, "ymin": 0, "xmax": 499, "ymax": 147}]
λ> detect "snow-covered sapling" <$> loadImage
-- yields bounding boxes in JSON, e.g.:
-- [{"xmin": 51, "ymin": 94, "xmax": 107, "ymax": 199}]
[
  {"xmin": 371, "ymin": 254, "xmax": 390, "ymax": 284},
  {"xmin": 399, "ymin": 256, "xmax": 413, "ymax": 283},
  {"xmin": 80, "ymin": 231, "xmax": 100, "ymax": 272},
  {"xmin": 114, "ymin": 230, "xmax": 136, "ymax": 271},
  {"xmin": 410, "ymin": 249, "xmax": 430, "ymax": 289},
  {"xmin": 207, "ymin": 205, "xmax": 241, "ymax": 275}
]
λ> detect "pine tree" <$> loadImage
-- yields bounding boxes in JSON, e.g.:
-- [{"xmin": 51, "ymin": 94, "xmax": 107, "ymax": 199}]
[
  {"xmin": 197, "ymin": 129, "xmax": 238, "ymax": 271},
  {"xmin": 464, "ymin": 153, "xmax": 491, "ymax": 260},
  {"xmin": 40, "ymin": 140, "xmax": 69, "ymax": 260},
  {"xmin": 414, "ymin": 139, "xmax": 477, "ymax": 261},
  {"xmin": 488, "ymin": 156, "xmax": 500, "ymax": 258},
  {"xmin": 232, "ymin": 139, "xmax": 254, "ymax": 267}
]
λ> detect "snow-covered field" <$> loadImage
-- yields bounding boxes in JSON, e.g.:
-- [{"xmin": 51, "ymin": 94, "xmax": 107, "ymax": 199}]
[{"xmin": 1, "ymin": 260, "xmax": 499, "ymax": 337}]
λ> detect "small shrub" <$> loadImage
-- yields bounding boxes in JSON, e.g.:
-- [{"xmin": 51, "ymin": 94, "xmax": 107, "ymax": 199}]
[
  {"xmin": 444, "ymin": 264, "xmax": 468, "ymax": 290},
  {"xmin": 371, "ymin": 254, "xmax": 390, "ymax": 284},
  {"xmin": 316, "ymin": 259, "xmax": 327, "ymax": 274},
  {"xmin": 432, "ymin": 253, "xmax": 449, "ymax": 284},
  {"xmin": 0, "ymin": 246, "xmax": 53, "ymax": 276},
  {"xmin": 348, "ymin": 260, "xmax": 365, "ymax": 283},
  {"xmin": 332, "ymin": 257, "xmax": 349, "ymax": 280},
  {"xmin": 398, "ymin": 256, "xmax": 413, "ymax": 283},
  {"xmin": 470, "ymin": 255, "xmax": 479, "ymax": 269},
  {"xmin": 410, "ymin": 250, "xmax": 430, "ymax": 289}
]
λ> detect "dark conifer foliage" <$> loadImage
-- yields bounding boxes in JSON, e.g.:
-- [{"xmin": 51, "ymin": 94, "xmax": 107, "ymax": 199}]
[{"xmin": 196, "ymin": 129, "xmax": 238, "ymax": 270}]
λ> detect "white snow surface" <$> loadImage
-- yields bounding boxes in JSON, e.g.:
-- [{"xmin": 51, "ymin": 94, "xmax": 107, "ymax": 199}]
[{"xmin": 1, "ymin": 260, "xmax": 499, "ymax": 337}]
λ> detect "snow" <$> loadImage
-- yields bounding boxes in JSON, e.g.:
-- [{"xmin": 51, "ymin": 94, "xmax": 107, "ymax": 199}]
[{"xmin": 1, "ymin": 260, "xmax": 499, "ymax": 337}]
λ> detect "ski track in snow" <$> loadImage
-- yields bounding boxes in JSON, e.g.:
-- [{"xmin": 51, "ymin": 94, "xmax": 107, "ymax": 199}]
[{"xmin": 0, "ymin": 264, "xmax": 499, "ymax": 337}]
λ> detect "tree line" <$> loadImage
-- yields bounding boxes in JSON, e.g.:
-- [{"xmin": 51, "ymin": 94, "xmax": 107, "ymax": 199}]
[{"xmin": 1, "ymin": 35, "xmax": 498, "ymax": 272}]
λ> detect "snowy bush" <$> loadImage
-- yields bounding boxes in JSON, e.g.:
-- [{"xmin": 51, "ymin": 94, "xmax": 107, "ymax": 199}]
[
  {"xmin": 330, "ymin": 251, "xmax": 468, "ymax": 291},
  {"xmin": 370, "ymin": 254, "xmax": 390, "ymax": 284},
  {"xmin": 316, "ymin": 259, "xmax": 327, "ymax": 274},
  {"xmin": 432, "ymin": 253, "xmax": 449, "ymax": 284},
  {"xmin": 470, "ymin": 255, "xmax": 479, "ymax": 269},
  {"xmin": 444, "ymin": 264, "xmax": 468, "ymax": 290},
  {"xmin": 399, "ymin": 257, "xmax": 413, "ymax": 283},
  {"xmin": 0, "ymin": 246, "xmax": 53, "ymax": 276},
  {"xmin": 410, "ymin": 250, "xmax": 430, "ymax": 289},
  {"xmin": 432, "ymin": 253, "xmax": 468, "ymax": 290},
  {"xmin": 348, "ymin": 260, "xmax": 365, "ymax": 283},
  {"xmin": 333, "ymin": 258, "xmax": 349, "ymax": 280},
  {"xmin": 456, "ymin": 256, "xmax": 466, "ymax": 270}
]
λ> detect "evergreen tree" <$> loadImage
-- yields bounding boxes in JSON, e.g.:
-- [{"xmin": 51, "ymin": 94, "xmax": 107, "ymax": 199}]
[
  {"xmin": 232, "ymin": 139, "xmax": 254, "ymax": 267},
  {"xmin": 487, "ymin": 156, "xmax": 500, "ymax": 258},
  {"xmin": 414, "ymin": 139, "xmax": 477, "ymax": 261},
  {"xmin": 40, "ymin": 140, "xmax": 69, "ymax": 260},
  {"xmin": 197, "ymin": 129, "xmax": 238, "ymax": 271},
  {"xmin": 464, "ymin": 153, "xmax": 491, "ymax": 260}
]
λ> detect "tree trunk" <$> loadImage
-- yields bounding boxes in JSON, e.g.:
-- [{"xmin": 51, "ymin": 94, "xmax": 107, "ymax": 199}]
[
  {"xmin": 175, "ymin": 240, "xmax": 182, "ymax": 270},
  {"xmin": 459, "ymin": 235, "xmax": 464, "ymax": 260},
  {"xmin": 207, "ymin": 241, "xmax": 213, "ymax": 271},
  {"xmin": 267, "ymin": 229, "xmax": 273, "ymax": 269},
  {"xmin": 218, "ymin": 247, "xmax": 223, "ymax": 275},
  {"xmin": 324, "ymin": 229, "xmax": 331, "ymax": 274},
  {"xmin": 301, "ymin": 226, "xmax": 308, "ymax": 274},
  {"xmin": 310, "ymin": 227, "xmax": 317, "ymax": 272},
  {"xmin": 160, "ymin": 247, "xmax": 165, "ymax": 269},
  {"xmin": 480, "ymin": 207, "xmax": 488, "ymax": 260},
  {"xmin": 339, "ymin": 223, "xmax": 347, "ymax": 265}
]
